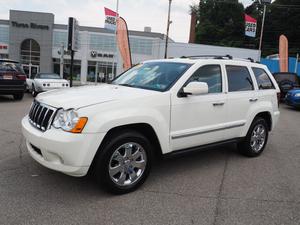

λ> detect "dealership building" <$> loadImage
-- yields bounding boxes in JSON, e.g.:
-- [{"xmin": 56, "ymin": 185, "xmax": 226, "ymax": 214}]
[{"xmin": 0, "ymin": 10, "xmax": 260, "ymax": 84}]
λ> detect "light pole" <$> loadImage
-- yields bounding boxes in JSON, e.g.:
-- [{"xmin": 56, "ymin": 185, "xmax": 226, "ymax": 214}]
[
  {"xmin": 164, "ymin": 0, "xmax": 172, "ymax": 59},
  {"xmin": 258, "ymin": 0, "xmax": 271, "ymax": 52}
]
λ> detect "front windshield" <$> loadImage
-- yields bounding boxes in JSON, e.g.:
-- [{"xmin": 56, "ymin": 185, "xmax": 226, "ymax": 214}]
[
  {"xmin": 37, "ymin": 73, "xmax": 61, "ymax": 79},
  {"xmin": 112, "ymin": 62, "xmax": 192, "ymax": 92}
]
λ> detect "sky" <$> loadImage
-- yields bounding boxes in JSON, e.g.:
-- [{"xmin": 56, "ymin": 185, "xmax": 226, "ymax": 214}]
[{"xmin": 0, "ymin": 0, "xmax": 253, "ymax": 43}]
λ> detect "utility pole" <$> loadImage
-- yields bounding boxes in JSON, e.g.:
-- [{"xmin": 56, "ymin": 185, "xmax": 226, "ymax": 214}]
[
  {"xmin": 164, "ymin": 0, "xmax": 172, "ymax": 59},
  {"xmin": 258, "ymin": 4, "xmax": 266, "ymax": 52},
  {"xmin": 258, "ymin": 0, "xmax": 271, "ymax": 52},
  {"xmin": 60, "ymin": 43, "xmax": 64, "ymax": 79}
]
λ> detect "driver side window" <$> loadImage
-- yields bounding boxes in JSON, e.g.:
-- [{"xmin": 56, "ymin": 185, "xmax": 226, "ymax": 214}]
[{"xmin": 186, "ymin": 65, "xmax": 222, "ymax": 93}]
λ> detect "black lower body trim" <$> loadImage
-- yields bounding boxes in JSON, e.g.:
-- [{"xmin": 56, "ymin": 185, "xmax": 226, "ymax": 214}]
[{"xmin": 164, "ymin": 138, "xmax": 243, "ymax": 158}]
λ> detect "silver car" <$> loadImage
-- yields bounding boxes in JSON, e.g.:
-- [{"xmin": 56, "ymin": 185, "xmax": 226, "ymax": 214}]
[{"xmin": 27, "ymin": 73, "xmax": 69, "ymax": 97}]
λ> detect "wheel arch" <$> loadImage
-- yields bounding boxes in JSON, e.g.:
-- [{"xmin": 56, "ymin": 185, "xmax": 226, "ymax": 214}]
[
  {"xmin": 254, "ymin": 111, "xmax": 272, "ymax": 131},
  {"xmin": 89, "ymin": 123, "xmax": 163, "ymax": 173}
]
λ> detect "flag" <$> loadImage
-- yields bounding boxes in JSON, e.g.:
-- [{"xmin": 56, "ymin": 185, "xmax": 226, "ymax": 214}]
[
  {"xmin": 104, "ymin": 7, "xmax": 118, "ymax": 31},
  {"xmin": 116, "ymin": 17, "xmax": 132, "ymax": 70},
  {"xmin": 279, "ymin": 35, "xmax": 289, "ymax": 73},
  {"xmin": 245, "ymin": 14, "xmax": 257, "ymax": 38}
]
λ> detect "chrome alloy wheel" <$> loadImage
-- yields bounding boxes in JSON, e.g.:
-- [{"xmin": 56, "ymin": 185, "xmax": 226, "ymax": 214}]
[
  {"xmin": 250, "ymin": 124, "xmax": 266, "ymax": 152},
  {"xmin": 108, "ymin": 142, "xmax": 147, "ymax": 186}
]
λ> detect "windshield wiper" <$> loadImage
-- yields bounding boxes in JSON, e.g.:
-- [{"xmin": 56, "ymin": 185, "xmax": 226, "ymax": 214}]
[{"xmin": 118, "ymin": 84, "xmax": 135, "ymax": 87}]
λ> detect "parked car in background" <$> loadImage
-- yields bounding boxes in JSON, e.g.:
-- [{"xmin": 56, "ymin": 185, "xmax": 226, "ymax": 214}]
[
  {"xmin": 22, "ymin": 56, "xmax": 281, "ymax": 194},
  {"xmin": 285, "ymin": 89, "xmax": 300, "ymax": 108},
  {"xmin": 27, "ymin": 73, "xmax": 70, "ymax": 97},
  {"xmin": 272, "ymin": 72, "xmax": 300, "ymax": 99},
  {"xmin": 0, "ymin": 59, "xmax": 26, "ymax": 100}
]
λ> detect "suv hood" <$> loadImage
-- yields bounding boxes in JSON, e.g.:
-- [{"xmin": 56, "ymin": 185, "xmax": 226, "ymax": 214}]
[{"xmin": 36, "ymin": 84, "xmax": 159, "ymax": 109}]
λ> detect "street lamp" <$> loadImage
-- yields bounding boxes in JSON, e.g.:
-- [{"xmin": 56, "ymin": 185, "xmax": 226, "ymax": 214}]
[
  {"xmin": 258, "ymin": 0, "xmax": 272, "ymax": 52},
  {"xmin": 164, "ymin": 0, "xmax": 172, "ymax": 59}
]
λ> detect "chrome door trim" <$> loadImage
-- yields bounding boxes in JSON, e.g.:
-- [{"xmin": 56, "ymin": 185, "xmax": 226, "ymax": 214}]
[{"xmin": 171, "ymin": 122, "xmax": 246, "ymax": 140}]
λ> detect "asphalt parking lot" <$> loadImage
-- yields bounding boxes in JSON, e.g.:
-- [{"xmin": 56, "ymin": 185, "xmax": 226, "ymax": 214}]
[{"xmin": 0, "ymin": 93, "xmax": 299, "ymax": 225}]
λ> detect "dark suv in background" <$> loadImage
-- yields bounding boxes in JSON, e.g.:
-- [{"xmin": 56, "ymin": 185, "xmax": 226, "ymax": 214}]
[
  {"xmin": 273, "ymin": 72, "xmax": 300, "ymax": 99},
  {"xmin": 0, "ymin": 59, "xmax": 26, "ymax": 100}
]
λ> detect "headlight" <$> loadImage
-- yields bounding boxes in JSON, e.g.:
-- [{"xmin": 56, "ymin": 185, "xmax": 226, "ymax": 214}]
[
  {"xmin": 52, "ymin": 109, "xmax": 88, "ymax": 133},
  {"xmin": 294, "ymin": 93, "xmax": 300, "ymax": 97}
]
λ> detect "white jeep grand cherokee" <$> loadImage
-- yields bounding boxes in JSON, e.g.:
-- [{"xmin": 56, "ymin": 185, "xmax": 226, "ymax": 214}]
[{"xmin": 22, "ymin": 56, "xmax": 280, "ymax": 194}]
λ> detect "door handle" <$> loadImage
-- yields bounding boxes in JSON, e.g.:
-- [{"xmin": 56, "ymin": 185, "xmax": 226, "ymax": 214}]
[
  {"xmin": 213, "ymin": 102, "xmax": 225, "ymax": 106},
  {"xmin": 249, "ymin": 98, "xmax": 258, "ymax": 102}
]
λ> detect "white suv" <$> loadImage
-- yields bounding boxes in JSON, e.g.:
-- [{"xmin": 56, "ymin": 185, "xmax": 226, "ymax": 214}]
[{"xmin": 22, "ymin": 56, "xmax": 280, "ymax": 194}]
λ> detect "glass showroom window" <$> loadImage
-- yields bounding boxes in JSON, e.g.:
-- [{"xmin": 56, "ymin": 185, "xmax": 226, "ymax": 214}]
[
  {"xmin": 87, "ymin": 61, "xmax": 117, "ymax": 83},
  {"xmin": 53, "ymin": 58, "xmax": 81, "ymax": 81},
  {"xmin": 20, "ymin": 39, "xmax": 40, "ymax": 66},
  {"xmin": 89, "ymin": 34, "xmax": 116, "ymax": 52},
  {"xmin": 129, "ymin": 37, "xmax": 154, "ymax": 55}
]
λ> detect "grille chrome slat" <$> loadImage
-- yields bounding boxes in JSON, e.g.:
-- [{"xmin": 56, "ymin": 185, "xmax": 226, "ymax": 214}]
[{"xmin": 28, "ymin": 101, "xmax": 56, "ymax": 132}]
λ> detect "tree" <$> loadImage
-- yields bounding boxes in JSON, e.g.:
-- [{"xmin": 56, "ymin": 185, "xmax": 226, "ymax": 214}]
[
  {"xmin": 246, "ymin": 0, "xmax": 300, "ymax": 56},
  {"xmin": 195, "ymin": 0, "xmax": 245, "ymax": 47}
]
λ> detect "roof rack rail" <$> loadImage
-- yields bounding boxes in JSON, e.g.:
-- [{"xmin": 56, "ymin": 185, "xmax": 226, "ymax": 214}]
[
  {"xmin": 180, "ymin": 55, "xmax": 259, "ymax": 63},
  {"xmin": 180, "ymin": 55, "xmax": 233, "ymax": 60},
  {"xmin": 231, "ymin": 57, "xmax": 256, "ymax": 63}
]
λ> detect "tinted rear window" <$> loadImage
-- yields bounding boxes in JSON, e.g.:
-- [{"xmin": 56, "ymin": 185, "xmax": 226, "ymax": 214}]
[
  {"xmin": 0, "ymin": 61, "xmax": 24, "ymax": 73},
  {"xmin": 226, "ymin": 65, "xmax": 254, "ymax": 92},
  {"xmin": 252, "ymin": 67, "xmax": 275, "ymax": 90},
  {"xmin": 273, "ymin": 73, "xmax": 299, "ymax": 84},
  {"xmin": 36, "ymin": 73, "xmax": 61, "ymax": 79}
]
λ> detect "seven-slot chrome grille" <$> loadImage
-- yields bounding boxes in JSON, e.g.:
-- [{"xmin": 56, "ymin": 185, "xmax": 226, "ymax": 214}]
[{"xmin": 28, "ymin": 101, "xmax": 56, "ymax": 131}]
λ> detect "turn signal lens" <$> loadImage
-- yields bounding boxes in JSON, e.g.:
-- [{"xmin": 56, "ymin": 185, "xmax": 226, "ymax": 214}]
[{"xmin": 70, "ymin": 117, "xmax": 88, "ymax": 133}]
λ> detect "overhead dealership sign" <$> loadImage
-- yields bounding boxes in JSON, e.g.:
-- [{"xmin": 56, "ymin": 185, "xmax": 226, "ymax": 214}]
[
  {"xmin": 90, "ymin": 50, "xmax": 114, "ymax": 58},
  {"xmin": 11, "ymin": 21, "xmax": 49, "ymax": 30},
  {"xmin": 104, "ymin": 7, "xmax": 118, "ymax": 31},
  {"xmin": 245, "ymin": 14, "xmax": 257, "ymax": 38}
]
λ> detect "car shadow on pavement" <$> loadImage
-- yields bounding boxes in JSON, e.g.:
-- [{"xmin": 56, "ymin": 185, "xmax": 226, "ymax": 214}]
[
  {"xmin": 0, "ymin": 95, "xmax": 14, "ymax": 102},
  {"xmin": 26, "ymin": 143, "xmax": 239, "ymax": 197},
  {"xmin": 281, "ymin": 104, "xmax": 300, "ymax": 112}
]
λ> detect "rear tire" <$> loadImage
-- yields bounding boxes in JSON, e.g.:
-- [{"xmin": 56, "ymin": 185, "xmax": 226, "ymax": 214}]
[
  {"xmin": 238, "ymin": 117, "xmax": 269, "ymax": 157},
  {"xmin": 94, "ymin": 130, "xmax": 152, "ymax": 194},
  {"xmin": 13, "ymin": 92, "xmax": 24, "ymax": 101}
]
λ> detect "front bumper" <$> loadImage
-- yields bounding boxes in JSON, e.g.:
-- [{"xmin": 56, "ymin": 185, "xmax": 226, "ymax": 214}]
[
  {"xmin": 22, "ymin": 116, "xmax": 105, "ymax": 177},
  {"xmin": 0, "ymin": 82, "xmax": 26, "ymax": 94}
]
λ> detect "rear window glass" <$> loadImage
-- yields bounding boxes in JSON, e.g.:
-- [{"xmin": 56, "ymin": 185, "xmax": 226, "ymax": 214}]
[
  {"xmin": 252, "ymin": 68, "xmax": 275, "ymax": 90},
  {"xmin": 36, "ymin": 73, "xmax": 61, "ymax": 79},
  {"xmin": 226, "ymin": 65, "xmax": 254, "ymax": 92},
  {"xmin": 0, "ymin": 61, "xmax": 24, "ymax": 74},
  {"xmin": 273, "ymin": 73, "xmax": 299, "ymax": 85}
]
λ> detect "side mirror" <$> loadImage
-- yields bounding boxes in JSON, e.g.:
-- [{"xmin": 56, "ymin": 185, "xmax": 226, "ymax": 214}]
[{"xmin": 183, "ymin": 82, "xmax": 208, "ymax": 96}]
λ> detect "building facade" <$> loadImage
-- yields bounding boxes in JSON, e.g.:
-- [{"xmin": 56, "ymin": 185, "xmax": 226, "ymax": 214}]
[
  {"xmin": 0, "ymin": 10, "xmax": 166, "ymax": 84},
  {"xmin": 0, "ymin": 10, "xmax": 261, "ymax": 84}
]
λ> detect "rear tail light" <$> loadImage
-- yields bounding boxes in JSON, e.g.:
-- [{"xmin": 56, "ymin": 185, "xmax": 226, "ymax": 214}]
[{"xmin": 16, "ymin": 74, "xmax": 27, "ymax": 81}]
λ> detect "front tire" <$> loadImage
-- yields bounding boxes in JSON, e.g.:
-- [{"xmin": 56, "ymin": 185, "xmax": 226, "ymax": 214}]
[
  {"xmin": 94, "ymin": 130, "xmax": 152, "ymax": 194},
  {"xmin": 238, "ymin": 117, "xmax": 269, "ymax": 157}
]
